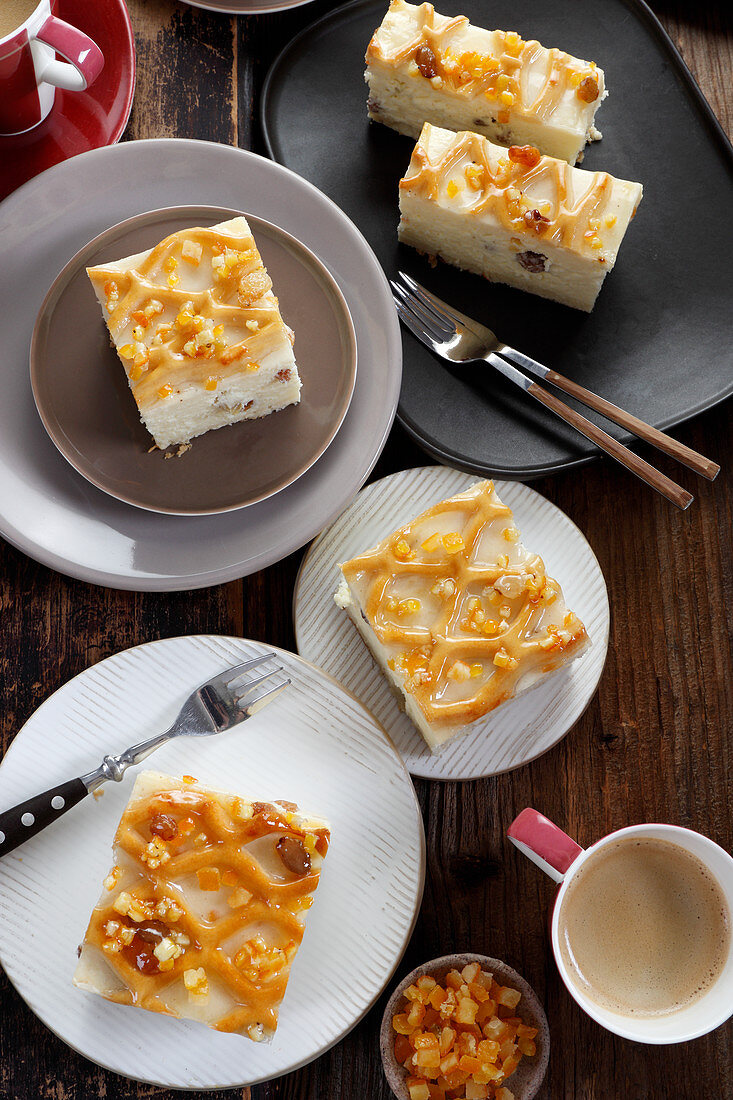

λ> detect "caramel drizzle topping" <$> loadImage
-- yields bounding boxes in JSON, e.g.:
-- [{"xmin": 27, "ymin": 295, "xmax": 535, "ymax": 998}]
[
  {"xmin": 83, "ymin": 788, "xmax": 329, "ymax": 1034},
  {"xmin": 89, "ymin": 226, "xmax": 284, "ymax": 404},
  {"xmin": 400, "ymin": 129, "xmax": 613, "ymax": 252},
  {"xmin": 367, "ymin": 2, "xmax": 598, "ymax": 122},
  {"xmin": 341, "ymin": 481, "xmax": 587, "ymax": 726}
]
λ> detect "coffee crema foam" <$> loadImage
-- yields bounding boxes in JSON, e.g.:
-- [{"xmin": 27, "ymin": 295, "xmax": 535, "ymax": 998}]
[
  {"xmin": 0, "ymin": 0, "xmax": 39, "ymax": 39},
  {"xmin": 557, "ymin": 837, "xmax": 731, "ymax": 1018}
]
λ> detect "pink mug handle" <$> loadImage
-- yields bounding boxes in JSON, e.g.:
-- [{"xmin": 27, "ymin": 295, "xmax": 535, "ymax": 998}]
[
  {"xmin": 34, "ymin": 15, "xmax": 104, "ymax": 92},
  {"xmin": 507, "ymin": 807, "xmax": 584, "ymax": 883}
]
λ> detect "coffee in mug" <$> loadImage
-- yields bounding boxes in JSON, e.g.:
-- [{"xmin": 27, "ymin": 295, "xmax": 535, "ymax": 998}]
[
  {"xmin": 0, "ymin": 0, "xmax": 103, "ymax": 134},
  {"xmin": 0, "ymin": 0, "xmax": 40, "ymax": 39},
  {"xmin": 556, "ymin": 836, "xmax": 731, "ymax": 1018}
]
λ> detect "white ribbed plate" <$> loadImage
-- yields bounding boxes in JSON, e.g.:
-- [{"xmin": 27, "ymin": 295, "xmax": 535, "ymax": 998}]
[
  {"xmin": 294, "ymin": 467, "xmax": 609, "ymax": 781},
  {"xmin": 0, "ymin": 636, "xmax": 424, "ymax": 1088}
]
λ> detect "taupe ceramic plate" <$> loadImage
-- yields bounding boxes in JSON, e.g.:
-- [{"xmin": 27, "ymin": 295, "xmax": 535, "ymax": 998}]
[
  {"xmin": 30, "ymin": 206, "xmax": 357, "ymax": 516},
  {"xmin": 380, "ymin": 953, "xmax": 550, "ymax": 1100}
]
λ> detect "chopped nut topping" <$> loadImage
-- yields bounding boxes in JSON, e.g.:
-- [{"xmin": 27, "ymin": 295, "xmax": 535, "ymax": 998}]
[
  {"xmin": 448, "ymin": 660, "xmax": 471, "ymax": 683},
  {"xmin": 183, "ymin": 967, "xmax": 209, "ymax": 1000},
  {"xmin": 141, "ymin": 836, "xmax": 171, "ymax": 869},
  {"xmin": 181, "ymin": 239, "xmax": 203, "ymax": 265}
]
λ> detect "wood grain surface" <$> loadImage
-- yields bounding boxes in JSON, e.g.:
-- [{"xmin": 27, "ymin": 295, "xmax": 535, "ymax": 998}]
[{"xmin": 1, "ymin": 0, "xmax": 731, "ymax": 1097}]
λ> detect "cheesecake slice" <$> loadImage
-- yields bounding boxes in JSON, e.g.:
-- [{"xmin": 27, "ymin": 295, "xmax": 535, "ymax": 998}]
[
  {"xmin": 398, "ymin": 124, "xmax": 643, "ymax": 311},
  {"xmin": 336, "ymin": 480, "xmax": 589, "ymax": 752},
  {"xmin": 74, "ymin": 771, "xmax": 330, "ymax": 1040},
  {"xmin": 87, "ymin": 217, "xmax": 301, "ymax": 451},
  {"xmin": 366, "ymin": 0, "xmax": 606, "ymax": 164}
]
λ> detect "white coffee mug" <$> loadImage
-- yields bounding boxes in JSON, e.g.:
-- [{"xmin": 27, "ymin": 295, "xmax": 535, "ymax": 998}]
[{"xmin": 508, "ymin": 808, "xmax": 733, "ymax": 1043}]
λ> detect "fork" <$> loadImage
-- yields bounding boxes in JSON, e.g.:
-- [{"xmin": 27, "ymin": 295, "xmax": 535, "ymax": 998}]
[
  {"xmin": 393, "ymin": 272, "xmax": 720, "ymax": 510},
  {"xmin": 0, "ymin": 653, "xmax": 289, "ymax": 857}
]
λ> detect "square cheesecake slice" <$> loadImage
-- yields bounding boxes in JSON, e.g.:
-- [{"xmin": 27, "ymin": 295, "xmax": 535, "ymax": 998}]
[
  {"xmin": 398, "ymin": 124, "xmax": 643, "ymax": 311},
  {"xmin": 366, "ymin": 0, "xmax": 606, "ymax": 164},
  {"xmin": 336, "ymin": 480, "xmax": 589, "ymax": 752},
  {"xmin": 87, "ymin": 217, "xmax": 301, "ymax": 451},
  {"xmin": 74, "ymin": 771, "xmax": 330, "ymax": 1040}
]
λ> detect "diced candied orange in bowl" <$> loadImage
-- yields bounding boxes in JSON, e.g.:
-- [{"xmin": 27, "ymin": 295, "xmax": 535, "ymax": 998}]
[{"xmin": 392, "ymin": 963, "xmax": 538, "ymax": 1099}]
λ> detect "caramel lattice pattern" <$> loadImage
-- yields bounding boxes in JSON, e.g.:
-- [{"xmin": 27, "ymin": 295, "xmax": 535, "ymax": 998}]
[
  {"xmin": 83, "ymin": 781, "xmax": 329, "ymax": 1035},
  {"xmin": 88, "ymin": 222, "xmax": 286, "ymax": 407},
  {"xmin": 341, "ymin": 480, "xmax": 587, "ymax": 727}
]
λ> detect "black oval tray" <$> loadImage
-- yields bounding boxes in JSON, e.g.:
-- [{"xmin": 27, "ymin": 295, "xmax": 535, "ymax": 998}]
[{"xmin": 261, "ymin": 0, "xmax": 733, "ymax": 479}]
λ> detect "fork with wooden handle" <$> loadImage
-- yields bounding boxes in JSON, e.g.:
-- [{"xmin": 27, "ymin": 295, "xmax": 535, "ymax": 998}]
[
  {"xmin": 393, "ymin": 272, "xmax": 720, "ymax": 510},
  {"xmin": 0, "ymin": 654, "xmax": 289, "ymax": 857}
]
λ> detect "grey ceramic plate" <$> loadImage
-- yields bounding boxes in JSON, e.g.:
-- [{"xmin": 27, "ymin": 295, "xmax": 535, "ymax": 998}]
[
  {"xmin": 180, "ymin": 0, "xmax": 316, "ymax": 11},
  {"xmin": 31, "ymin": 206, "xmax": 357, "ymax": 515},
  {"xmin": 0, "ymin": 140, "xmax": 401, "ymax": 590},
  {"xmin": 262, "ymin": 0, "xmax": 733, "ymax": 479}
]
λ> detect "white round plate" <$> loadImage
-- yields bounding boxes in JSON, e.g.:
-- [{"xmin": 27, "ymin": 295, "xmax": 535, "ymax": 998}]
[
  {"xmin": 0, "ymin": 635, "xmax": 424, "ymax": 1089},
  {"xmin": 0, "ymin": 140, "xmax": 401, "ymax": 591},
  {"xmin": 294, "ymin": 467, "xmax": 610, "ymax": 781}
]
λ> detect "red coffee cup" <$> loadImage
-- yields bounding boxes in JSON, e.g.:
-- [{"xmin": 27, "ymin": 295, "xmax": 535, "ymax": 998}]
[{"xmin": 0, "ymin": 0, "xmax": 103, "ymax": 135}]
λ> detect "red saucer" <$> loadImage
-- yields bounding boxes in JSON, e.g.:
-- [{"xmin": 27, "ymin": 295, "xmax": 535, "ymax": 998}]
[{"xmin": 0, "ymin": 0, "xmax": 135, "ymax": 201}]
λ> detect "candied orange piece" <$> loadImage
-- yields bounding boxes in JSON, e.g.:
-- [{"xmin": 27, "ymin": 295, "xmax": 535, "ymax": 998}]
[
  {"xmin": 393, "ymin": 1012, "xmax": 413, "ymax": 1035},
  {"xmin": 196, "ymin": 867, "xmax": 221, "ymax": 892},
  {"xmin": 395, "ymin": 1034, "xmax": 413, "ymax": 1063},
  {"xmin": 439, "ymin": 1026, "xmax": 456, "ymax": 1054},
  {"xmin": 445, "ymin": 969, "xmax": 463, "ymax": 990}
]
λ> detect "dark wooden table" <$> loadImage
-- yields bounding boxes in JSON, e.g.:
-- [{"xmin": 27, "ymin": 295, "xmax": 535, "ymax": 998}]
[{"xmin": 1, "ymin": 1, "xmax": 731, "ymax": 1097}]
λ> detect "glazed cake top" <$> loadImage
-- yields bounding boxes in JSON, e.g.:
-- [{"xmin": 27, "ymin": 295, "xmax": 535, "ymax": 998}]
[
  {"xmin": 367, "ymin": 0, "xmax": 605, "ymax": 132},
  {"xmin": 87, "ymin": 217, "xmax": 294, "ymax": 412},
  {"xmin": 340, "ymin": 480, "xmax": 589, "ymax": 730},
  {"xmin": 400, "ymin": 124, "xmax": 643, "ymax": 265},
  {"xmin": 74, "ymin": 771, "xmax": 329, "ymax": 1040}
]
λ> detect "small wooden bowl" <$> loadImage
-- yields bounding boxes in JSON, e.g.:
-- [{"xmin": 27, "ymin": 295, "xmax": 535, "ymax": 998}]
[{"xmin": 380, "ymin": 953, "xmax": 549, "ymax": 1100}]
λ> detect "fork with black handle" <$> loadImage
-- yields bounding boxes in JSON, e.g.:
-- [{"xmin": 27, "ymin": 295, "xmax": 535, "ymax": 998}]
[
  {"xmin": 393, "ymin": 272, "xmax": 720, "ymax": 510},
  {"xmin": 0, "ymin": 653, "xmax": 289, "ymax": 857}
]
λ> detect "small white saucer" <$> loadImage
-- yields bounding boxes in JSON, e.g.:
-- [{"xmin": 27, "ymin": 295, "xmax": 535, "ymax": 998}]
[{"xmin": 294, "ymin": 466, "xmax": 610, "ymax": 781}]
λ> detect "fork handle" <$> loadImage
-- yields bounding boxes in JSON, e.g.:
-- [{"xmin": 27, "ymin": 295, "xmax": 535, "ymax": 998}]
[
  {"xmin": 543, "ymin": 369, "xmax": 719, "ymax": 480},
  {"xmin": 527, "ymin": 381, "xmax": 693, "ymax": 510},
  {"xmin": 0, "ymin": 777, "xmax": 88, "ymax": 857}
]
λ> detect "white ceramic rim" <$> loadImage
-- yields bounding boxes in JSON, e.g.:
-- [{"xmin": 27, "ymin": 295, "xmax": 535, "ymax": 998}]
[
  {"xmin": 0, "ymin": 634, "xmax": 426, "ymax": 1087},
  {"xmin": 0, "ymin": 139, "xmax": 401, "ymax": 590},
  {"xmin": 550, "ymin": 823, "xmax": 733, "ymax": 1044}
]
